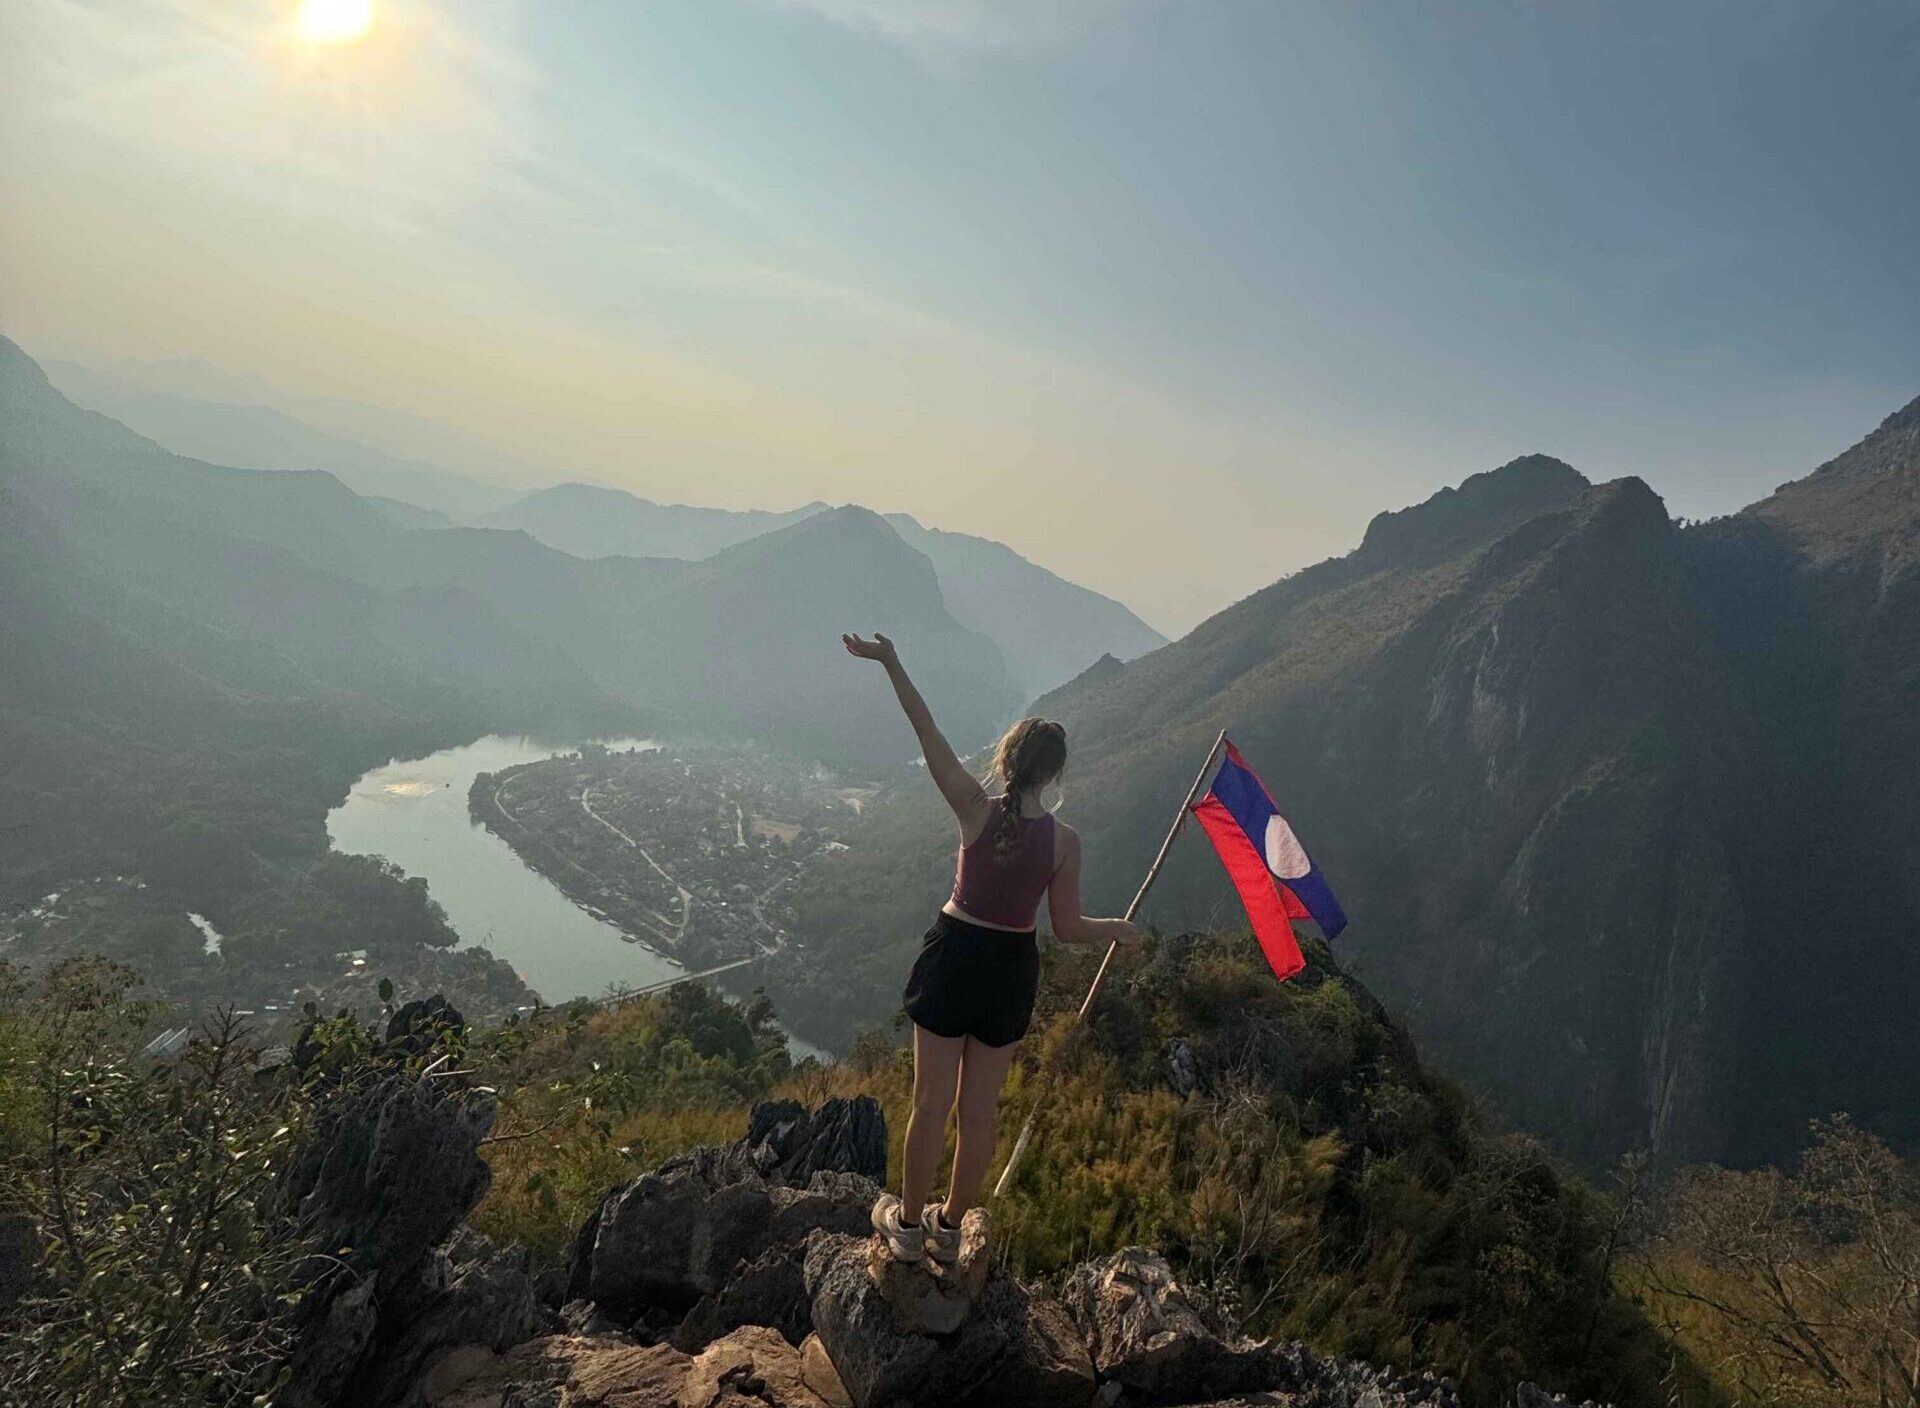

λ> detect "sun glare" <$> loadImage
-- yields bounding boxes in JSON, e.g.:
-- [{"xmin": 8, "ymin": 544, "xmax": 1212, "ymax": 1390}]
[{"xmin": 297, "ymin": 0, "xmax": 375, "ymax": 45}]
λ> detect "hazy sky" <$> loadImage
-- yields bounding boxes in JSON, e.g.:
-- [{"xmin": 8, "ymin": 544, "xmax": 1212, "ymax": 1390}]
[{"xmin": 4, "ymin": 1, "xmax": 1915, "ymax": 631}]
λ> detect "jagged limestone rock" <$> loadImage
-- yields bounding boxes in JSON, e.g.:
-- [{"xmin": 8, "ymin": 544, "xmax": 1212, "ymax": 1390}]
[
  {"xmin": 745, "ymin": 1097, "xmax": 888, "ymax": 1184},
  {"xmin": 423, "ymin": 1334, "xmax": 692, "ymax": 1408},
  {"xmin": 366, "ymin": 1228, "xmax": 551, "ymax": 1405},
  {"xmin": 674, "ymin": 1244, "xmax": 813, "ymax": 1353},
  {"xmin": 1062, "ymin": 1248, "xmax": 1298, "ymax": 1406},
  {"xmin": 573, "ymin": 1146, "xmax": 879, "ymax": 1317},
  {"xmin": 276, "ymin": 1065, "xmax": 504, "ymax": 1408},
  {"xmin": 861, "ymin": 1207, "xmax": 991, "ymax": 1336},
  {"xmin": 803, "ymin": 1231, "xmax": 1095, "ymax": 1408},
  {"xmin": 569, "ymin": 1100, "xmax": 885, "ymax": 1322}
]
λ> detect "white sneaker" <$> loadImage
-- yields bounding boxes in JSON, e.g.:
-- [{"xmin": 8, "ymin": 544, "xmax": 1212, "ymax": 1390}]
[
  {"xmin": 924, "ymin": 1204, "xmax": 963, "ymax": 1265},
  {"xmin": 870, "ymin": 1193, "xmax": 926, "ymax": 1262}
]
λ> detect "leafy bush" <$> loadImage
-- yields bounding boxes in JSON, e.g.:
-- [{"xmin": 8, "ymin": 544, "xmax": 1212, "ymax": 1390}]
[{"xmin": 0, "ymin": 960, "xmax": 314, "ymax": 1407}]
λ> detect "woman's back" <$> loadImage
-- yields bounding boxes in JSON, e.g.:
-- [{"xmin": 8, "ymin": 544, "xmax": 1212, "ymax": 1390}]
[{"xmin": 950, "ymin": 797, "xmax": 1056, "ymax": 930}]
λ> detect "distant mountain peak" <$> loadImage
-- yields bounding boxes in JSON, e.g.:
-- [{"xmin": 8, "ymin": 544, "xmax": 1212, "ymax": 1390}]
[{"xmin": 1357, "ymin": 453, "xmax": 1590, "ymax": 566}]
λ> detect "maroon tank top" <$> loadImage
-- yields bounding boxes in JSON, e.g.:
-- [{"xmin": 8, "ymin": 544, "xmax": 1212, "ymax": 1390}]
[{"xmin": 950, "ymin": 797, "xmax": 1057, "ymax": 930}]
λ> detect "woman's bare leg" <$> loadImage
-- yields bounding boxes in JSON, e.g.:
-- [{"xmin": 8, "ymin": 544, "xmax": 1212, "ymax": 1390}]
[
  {"xmin": 944, "ymin": 1035, "xmax": 1020, "ymax": 1220},
  {"xmin": 902, "ymin": 1025, "xmax": 965, "ymax": 1224}
]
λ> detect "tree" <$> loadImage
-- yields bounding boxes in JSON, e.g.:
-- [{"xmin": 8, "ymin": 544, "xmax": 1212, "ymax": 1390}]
[{"xmin": 1642, "ymin": 1116, "xmax": 1920, "ymax": 1408}]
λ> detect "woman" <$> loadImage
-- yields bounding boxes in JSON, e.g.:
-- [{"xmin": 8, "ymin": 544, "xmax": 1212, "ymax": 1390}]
[{"xmin": 842, "ymin": 631, "xmax": 1139, "ymax": 1264}]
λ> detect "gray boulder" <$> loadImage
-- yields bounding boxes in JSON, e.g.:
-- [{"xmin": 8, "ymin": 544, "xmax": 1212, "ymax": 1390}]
[
  {"xmin": 575, "ymin": 1148, "xmax": 879, "ymax": 1317},
  {"xmin": 568, "ymin": 1104, "xmax": 885, "ymax": 1326},
  {"xmin": 673, "ymin": 1244, "xmax": 813, "ymax": 1353}
]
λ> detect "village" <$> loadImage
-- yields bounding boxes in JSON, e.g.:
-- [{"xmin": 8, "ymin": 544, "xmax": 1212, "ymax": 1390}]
[{"xmin": 468, "ymin": 743, "xmax": 863, "ymax": 972}]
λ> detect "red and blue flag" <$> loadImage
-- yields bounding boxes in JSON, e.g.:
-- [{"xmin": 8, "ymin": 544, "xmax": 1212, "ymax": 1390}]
[{"xmin": 1189, "ymin": 740, "xmax": 1347, "ymax": 981}]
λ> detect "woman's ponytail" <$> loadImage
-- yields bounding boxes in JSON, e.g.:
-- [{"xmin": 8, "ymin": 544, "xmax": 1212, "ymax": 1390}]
[{"xmin": 988, "ymin": 718, "xmax": 1068, "ymax": 859}]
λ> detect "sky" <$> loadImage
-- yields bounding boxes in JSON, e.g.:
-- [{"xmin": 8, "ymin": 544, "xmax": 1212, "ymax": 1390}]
[{"xmin": 2, "ymin": 0, "xmax": 1916, "ymax": 632}]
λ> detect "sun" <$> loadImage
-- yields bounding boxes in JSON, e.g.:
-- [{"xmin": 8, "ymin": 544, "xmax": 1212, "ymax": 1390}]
[{"xmin": 296, "ymin": 0, "xmax": 375, "ymax": 45}]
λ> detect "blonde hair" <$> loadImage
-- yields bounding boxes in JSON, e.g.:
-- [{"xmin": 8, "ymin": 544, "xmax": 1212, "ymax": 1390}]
[{"xmin": 989, "ymin": 717, "xmax": 1067, "ymax": 857}]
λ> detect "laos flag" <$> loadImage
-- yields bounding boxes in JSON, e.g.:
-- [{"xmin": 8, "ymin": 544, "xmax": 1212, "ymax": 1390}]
[{"xmin": 1189, "ymin": 740, "xmax": 1347, "ymax": 981}]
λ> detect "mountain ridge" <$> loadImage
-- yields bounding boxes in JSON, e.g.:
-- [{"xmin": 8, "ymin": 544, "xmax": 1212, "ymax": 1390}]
[
  {"xmin": 41, "ymin": 357, "xmax": 528, "ymax": 519},
  {"xmin": 481, "ymin": 485, "xmax": 1168, "ymax": 697}
]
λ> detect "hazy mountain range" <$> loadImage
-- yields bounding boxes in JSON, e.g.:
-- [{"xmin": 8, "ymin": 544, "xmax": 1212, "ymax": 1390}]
[
  {"xmin": 42, "ymin": 354, "xmax": 1167, "ymax": 697},
  {"xmin": 41, "ymin": 357, "xmax": 535, "ymax": 520},
  {"xmin": 3, "ymin": 339, "xmax": 1059, "ymax": 784}
]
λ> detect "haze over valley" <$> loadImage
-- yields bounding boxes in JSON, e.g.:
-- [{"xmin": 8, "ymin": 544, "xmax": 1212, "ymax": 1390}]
[{"xmin": 7, "ymin": 7, "xmax": 1919, "ymax": 1404}]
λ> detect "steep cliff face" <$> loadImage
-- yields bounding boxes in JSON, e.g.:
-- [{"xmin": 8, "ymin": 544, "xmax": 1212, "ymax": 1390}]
[
  {"xmin": 1684, "ymin": 395, "xmax": 1920, "ymax": 1162},
  {"xmin": 1040, "ymin": 469, "xmax": 1749, "ymax": 1164}
]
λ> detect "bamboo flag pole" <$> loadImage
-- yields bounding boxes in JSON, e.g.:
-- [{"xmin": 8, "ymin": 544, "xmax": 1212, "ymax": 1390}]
[{"xmin": 992, "ymin": 728, "xmax": 1228, "ymax": 1199}]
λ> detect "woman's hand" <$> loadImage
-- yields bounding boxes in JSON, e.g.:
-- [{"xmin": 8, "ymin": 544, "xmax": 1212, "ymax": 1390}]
[
  {"xmin": 1110, "ymin": 919, "xmax": 1142, "ymax": 947},
  {"xmin": 841, "ymin": 632, "xmax": 898, "ymax": 666}
]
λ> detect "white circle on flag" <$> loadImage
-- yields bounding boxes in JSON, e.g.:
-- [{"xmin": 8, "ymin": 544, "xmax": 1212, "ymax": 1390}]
[{"xmin": 1264, "ymin": 814, "xmax": 1311, "ymax": 879}]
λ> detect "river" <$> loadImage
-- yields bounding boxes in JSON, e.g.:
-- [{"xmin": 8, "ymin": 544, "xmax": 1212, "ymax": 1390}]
[
  {"xmin": 327, "ymin": 735, "xmax": 831, "ymax": 1061},
  {"xmin": 328, "ymin": 736, "xmax": 685, "ymax": 1001}
]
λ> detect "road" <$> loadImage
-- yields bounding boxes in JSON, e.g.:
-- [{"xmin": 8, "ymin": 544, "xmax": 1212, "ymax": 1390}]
[
  {"xmin": 489, "ymin": 774, "xmax": 680, "ymax": 947},
  {"xmin": 580, "ymin": 782, "xmax": 694, "ymax": 942}
]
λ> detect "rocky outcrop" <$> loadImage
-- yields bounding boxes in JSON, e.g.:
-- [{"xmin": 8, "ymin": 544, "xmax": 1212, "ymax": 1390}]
[
  {"xmin": 861, "ymin": 1207, "xmax": 991, "ymax": 1336},
  {"xmin": 1063, "ymin": 1249, "xmax": 1300, "ymax": 1405},
  {"xmin": 803, "ymin": 1230, "xmax": 1096, "ymax": 1408},
  {"xmin": 273, "ymin": 1003, "xmax": 551, "ymax": 1408},
  {"xmin": 423, "ymin": 1334, "xmax": 692, "ymax": 1407},
  {"xmin": 567, "ymin": 1103, "xmax": 884, "ymax": 1325},
  {"xmin": 422, "ymin": 1324, "xmax": 842, "ymax": 1408},
  {"xmin": 355, "ymin": 1227, "xmax": 549, "ymax": 1405},
  {"xmin": 744, "ymin": 1097, "xmax": 888, "ymax": 1185},
  {"xmin": 384, "ymin": 995, "xmax": 470, "ymax": 1057},
  {"xmin": 268, "ymin": 1067, "xmax": 1598, "ymax": 1408}
]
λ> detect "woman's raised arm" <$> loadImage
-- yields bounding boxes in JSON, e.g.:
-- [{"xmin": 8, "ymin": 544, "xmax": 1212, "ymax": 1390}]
[{"xmin": 843, "ymin": 632, "xmax": 990, "ymax": 831}]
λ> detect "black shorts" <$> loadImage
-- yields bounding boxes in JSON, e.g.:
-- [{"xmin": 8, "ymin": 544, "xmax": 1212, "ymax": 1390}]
[{"xmin": 902, "ymin": 911, "xmax": 1040, "ymax": 1048}]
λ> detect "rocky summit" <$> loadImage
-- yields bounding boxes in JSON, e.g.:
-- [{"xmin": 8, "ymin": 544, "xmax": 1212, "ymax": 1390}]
[{"xmin": 270, "ymin": 1030, "xmax": 1604, "ymax": 1408}]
